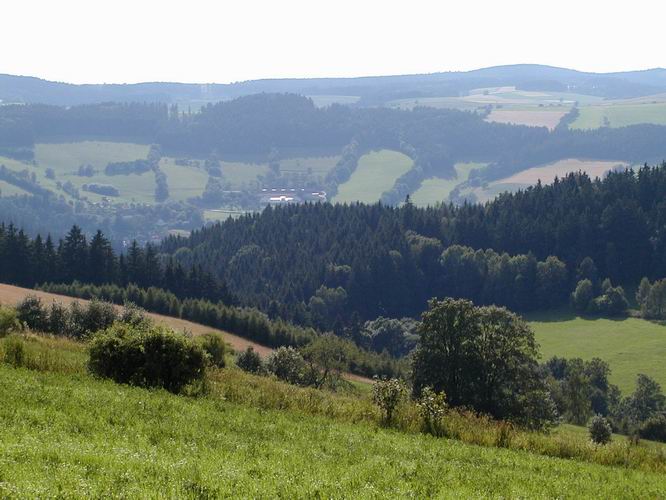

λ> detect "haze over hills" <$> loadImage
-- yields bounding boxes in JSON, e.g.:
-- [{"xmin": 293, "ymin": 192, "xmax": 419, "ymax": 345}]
[{"xmin": 3, "ymin": 64, "xmax": 666, "ymax": 106}]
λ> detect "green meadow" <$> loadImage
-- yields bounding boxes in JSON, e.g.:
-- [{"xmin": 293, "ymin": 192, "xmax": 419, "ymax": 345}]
[
  {"xmin": 334, "ymin": 150, "xmax": 414, "ymax": 204},
  {"xmin": 411, "ymin": 162, "xmax": 486, "ymax": 206},
  {"xmin": 1, "ymin": 363, "xmax": 665, "ymax": 497},
  {"xmin": 529, "ymin": 312, "xmax": 666, "ymax": 393},
  {"xmin": 34, "ymin": 141, "xmax": 150, "ymax": 171},
  {"xmin": 572, "ymin": 103, "xmax": 666, "ymax": 129}
]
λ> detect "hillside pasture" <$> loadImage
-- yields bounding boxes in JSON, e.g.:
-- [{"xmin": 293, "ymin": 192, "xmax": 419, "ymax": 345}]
[
  {"xmin": 388, "ymin": 87, "xmax": 603, "ymax": 111},
  {"xmin": 279, "ymin": 155, "xmax": 340, "ymax": 176},
  {"xmin": 0, "ymin": 155, "xmax": 75, "ymax": 200},
  {"xmin": 411, "ymin": 162, "xmax": 486, "ymax": 206},
  {"xmin": 334, "ymin": 150, "xmax": 413, "ymax": 204},
  {"xmin": 1, "ymin": 364, "xmax": 665, "ymax": 496},
  {"xmin": 468, "ymin": 159, "xmax": 627, "ymax": 203},
  {"xmin": 499, "ymin": 158, "xmax": 626, "ymax": 185},
  {"xmin": 159, "ymin": 158, "xmax": 209, "ymax": 202},
  {"xmin": 485, "ymin": 107, "xmax": 569, "ymax": 129},
  {"xmin": 529, "ymin": 312, "xmax": 666, "ymax": 394},
  {"xmin": 572, "ymin": 102, "xmax": 666, "ymax": 129},
  {"xmin": 308, "ymin": 95, "xmax": 360, "ymax": 107},
  {"xmin": 34, "ymin": 141, "xmax": 150, "ymax": 172}
]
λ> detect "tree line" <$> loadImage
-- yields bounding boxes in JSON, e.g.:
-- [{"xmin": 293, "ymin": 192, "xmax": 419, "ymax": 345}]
[{"xmin": 0, "ymin": 223, "xmax": 228, "ymax": 302}]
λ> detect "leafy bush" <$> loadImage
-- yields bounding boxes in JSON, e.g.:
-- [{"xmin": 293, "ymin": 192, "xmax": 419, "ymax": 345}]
[
  {"xmin": 199, "ymin": 332, "xmax": 226, "ymax": 368},
  {"xmin": 15, "ymin": 295, "xmax": 48, "ymax": 331},
  {"xmin": 639, "ymin": 414, "xmax": 666, "ymax": 443},
  {"xmin": 68, "ymin": 300, "xmax": 118, "ymax": 339},
  {"xmin": 417, "ymin": 386, "xmax": 448, "ymax": 436},
  {"xmin": 589, "ymin": 415, "xmax": 612, "ymax": 445},
  {"xmin": 571, "ymin": 279, "xmax": 594, "ymax": 313},
  {"xmin": 88, "ymin": 322, "xmax": 207, "ymax": 393},
  {"xmin": 265, "ymin": 346, "xmax": 308, "ymax": 385},
  {"xmin": 48, "ymin": 302, "xmax": 69, "ymax": 336},
  {"xmin": 236, "ymin": 347, "xmax": 264, "ymax": 374},
  {"xmin": 0, "ymin": 306, "xmax": 20, "ymax": 337},
  {"xmin": 373, "ymin": 377, "xmax": 406, "ymax": 425}
]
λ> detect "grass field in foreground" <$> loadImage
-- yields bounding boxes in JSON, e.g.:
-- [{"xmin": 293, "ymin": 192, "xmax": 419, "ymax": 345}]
[
  {"xmin": 571, "ymin": 102, "xmax": 666, "ymax": 129},
  {"xmin": 334, "ymin": 150, "xmax": 413, "ymax": 204},
  {"xmin": 411, "ymin": 162, "xmax": 486, "ymax": 206},
  {"xmin": 529, "ymin": 311, "xmax": 666, "ymax": 393},
  {"xmin": 1, "ymin": 365, "xmax": 664, "ymax": 497}
]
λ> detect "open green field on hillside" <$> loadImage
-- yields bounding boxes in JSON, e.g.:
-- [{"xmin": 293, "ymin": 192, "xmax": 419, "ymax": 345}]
[
  {"xmin": 308, "ymin": 95, "xmax": 360, "ymax": 107},
  {"xmin": 334, "ymin": 150, "xmax": 413, "ymax": 204},
  {"xmin": 411, "ymin": 162, "xmax": 486, "ymax": 206},
  {"xmin": 279, "ymin": 155, "xmax": 340, "ymax": 176},
  {"xmin": 30, "ymin": 142, "xmax": 153, "ymax": 203},
  {"xmin": 1, "ymin": 364, "xmax": 664, "ymax": 497},
  {"xmin": 0, "ymin": 155, "xmax": 75, "ymax": 201},
  {"xmin": 0, "ymin": 179, "xmax": 30, "ymax": 197},
  {"xmin": 159, "ymin": 158, "xmax": 209, "ymax": 202},
  {"xmin": 387, "ymin": 88, "xmax": 603, "ymax": 111},
  {"xmin": 529, "ymin": 312, "xmax": 666, "ymax": 394},
  {"xmin": 35, "ymin": 141, "xmax": 150, "ymax": 171},
  {"xmin": 571, "ymin": 103, "xmax": 666, "ymax": 129}
]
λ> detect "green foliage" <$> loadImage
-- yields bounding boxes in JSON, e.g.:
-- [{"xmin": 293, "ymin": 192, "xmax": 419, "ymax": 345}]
[
  {"xmin": 638, "ymin": 278, "xmax": 666, "ymax": 319},
  {"xmin": 88, "ymin": 322, "xmax": 206, "ymax": 393},
  {"xmin": 639, "ymin": 414, "xmax": 666, "ymax": 443},
  {"xmin": 417, "ymin": 387, "xmax": 448, "ymax": 437},
  {"xmin": 0, "ymin": 306, "xmax": 20, "ymax": 337},
  {"xmin": 625, "ymin": 374, "xmax": 666, "ymax": 423},
  {"xmin": 40, "ymin": 282, "xmax": 405, "ymax": 379},
  {"xmin": 571, "ymin": 279, "xmax": 594, "ymax": 312},
  {"xmin": 235, "ymin": 346, "xmax": 264, "ymax": 374},
  {"xmin": 265, "ymin": 346, "xmax": 309, "ymax": 385},
  {"xmin": 198, "ymin": 332, "xmax": 226, "ymax": 368},
  {"xmin": 300, "ymin": 334, "xmax": 352, "ymax": 389},
  {"xmin": 15, "ymin": 295, "xmax": 48, "ymax": 331},
  {"xmin": 590, "ymin": 282, "xmax": 629, "ymax": 316},
  {"xmin": 545, "ymin": 357, "xmax": 621, "ymax": 426},
  {"xmin": 412, "ymin": 298, "xmax": 556, "ymax": 429},
  {"xmin": 372, "ymin": 377, "xmax": 406, "ymax": 425},
  {"xmin": 589, "ymin": 415, "xmax": 613, "ymax": 445},
  {"xmin": 361, "ymin": 316, "xmax": 418, "ymax": 357}
]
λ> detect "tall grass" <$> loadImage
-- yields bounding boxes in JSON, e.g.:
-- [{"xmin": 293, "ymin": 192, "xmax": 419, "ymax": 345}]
[
  {"xmin": 2, "ymin": 364, "xmax": 665, "ymax": 497},
  {"xmin": 2, "ymin": 332, "xmax": 666, "ymax": 474}
]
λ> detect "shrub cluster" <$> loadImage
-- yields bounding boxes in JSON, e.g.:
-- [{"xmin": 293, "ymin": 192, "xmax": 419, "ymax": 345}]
[
  {"xmin": 15, "ymin": 295, "xmax": 135, "ymax": 339},
  {"xmin": 589, "ymin": 415, "xmax": 613, "ymax": 445},
  {"xmin": 88, "ymin": 322, "xmax": 206, "ymax": 393},
  {"xmin": 39, "ymin": 282, "xmax": 406, "ymax": 379}
]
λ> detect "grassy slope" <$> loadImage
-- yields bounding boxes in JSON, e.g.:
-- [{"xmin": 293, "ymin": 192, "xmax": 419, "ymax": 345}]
[
  {"xmin": 572, "ymin": 103, "xmax": 666, "ymax": 129},
  {"xmin": 334, "ymin": 150, "xmax": 413, "ymax": 204},
  {"xmin": 1, "ymin": 365, "xmax": 664, "ymax": 497},
  {"xmin": 35, "ymin": 141, "xmax": 150, "ymax": 171},
  {"xmin": 411, "ymin": 162, "xmax": 485, "ymax": 206},
  {"xmin": 529, "ymin": 311, "xmax": 666, "ymax": 393}
]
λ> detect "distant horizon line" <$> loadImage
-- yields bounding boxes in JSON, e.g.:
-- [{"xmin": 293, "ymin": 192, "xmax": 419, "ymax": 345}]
[{"xmin": 2, "ymin": 63, "xmax": 666, "ymax": 87}]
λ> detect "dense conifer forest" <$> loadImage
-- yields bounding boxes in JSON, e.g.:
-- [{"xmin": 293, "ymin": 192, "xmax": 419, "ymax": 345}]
[{"xmin": 158, "ymin": 165, "xmax": 666, "ymax": 329}]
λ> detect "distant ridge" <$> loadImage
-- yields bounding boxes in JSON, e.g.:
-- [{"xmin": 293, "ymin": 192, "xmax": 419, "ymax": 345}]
[{"xmin": 2, "ymin": 64, "xmax": 666, "ymax": 106}]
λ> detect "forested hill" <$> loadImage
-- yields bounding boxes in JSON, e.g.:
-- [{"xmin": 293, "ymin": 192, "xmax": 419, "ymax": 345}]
[{"xmin": 161, "ymin": 164, "xmax": 666, "ymax": 329}]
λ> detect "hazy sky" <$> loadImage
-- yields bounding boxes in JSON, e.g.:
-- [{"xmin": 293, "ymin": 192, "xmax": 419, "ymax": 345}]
[{"xmin": 2, "ymin": 0, "xmax": 665, "ymax": 84}]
